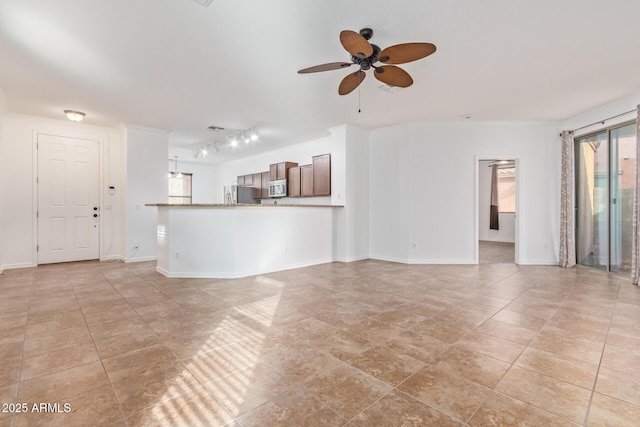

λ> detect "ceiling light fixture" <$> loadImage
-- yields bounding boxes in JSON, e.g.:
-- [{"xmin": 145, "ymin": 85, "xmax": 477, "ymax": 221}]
[
  {"xmin": 197, "ymin": 128, "xmax": 259, "ymax": 158},
  {"xmin": 64, "ymin": 110, "xmax": 85, "ymax": 122},
  {"xmin": 168, "ymin": 156, "xmax": 183, "ymax": 178}
]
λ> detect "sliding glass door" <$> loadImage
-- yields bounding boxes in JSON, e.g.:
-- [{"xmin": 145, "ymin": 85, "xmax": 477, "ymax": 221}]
[
  {"xmin": 575, "ymin": 122, "xmax": 637, "ymax": 274},
  {"xmin": 576, "ymin": 131, "xmax": 608, "ymax": 270},
  {"xmin": 610, "ymin": 124, "xmax": 636, "ymax": 273}
]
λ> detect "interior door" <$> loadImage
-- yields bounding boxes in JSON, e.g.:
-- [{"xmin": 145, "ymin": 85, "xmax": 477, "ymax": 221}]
[{"xmin": 37, "ymin": 134, "xmax": 100, "ymax": 264}]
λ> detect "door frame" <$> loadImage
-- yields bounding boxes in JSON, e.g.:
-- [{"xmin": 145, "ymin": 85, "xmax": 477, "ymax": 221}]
[
  {"xmin": 31, "ymin": 131, "xmax": 105, "ymax": 265},
  {"xmin": 474, "ymin": 155, "xmax": 521, "ymax": 265}
]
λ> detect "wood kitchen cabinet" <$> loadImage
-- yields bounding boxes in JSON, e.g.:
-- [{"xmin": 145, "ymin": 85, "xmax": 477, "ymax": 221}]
[
  {"xmin": 237, "ymin": 175, "xmax": 245, "ymax": 186},
  {"xmin": 301, "ymin": 165, "xmax": 313, "ymax": 197},
  {"xmin": 243, "ymin": 173, "xmax": 253, "ymax": 186},
  {"xmin": 261, "ymin": 171, "xmax": 270, "ymax": 199},
  {"xmin": 252, "ymin": 173, "xmax": 262, "ymax": 196},
  {"xmin": 270, "ymin": 162, "xmax": 298, "ymax": 180},
  {"xmin": 288, "ymin": 167, "xmax": 301, "ymax": 197},
  {"xmin": 312, "ymin": 154, "xmax": 331, "ymax": 196}
]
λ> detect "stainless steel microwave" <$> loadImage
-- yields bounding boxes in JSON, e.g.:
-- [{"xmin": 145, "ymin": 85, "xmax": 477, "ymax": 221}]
[{"xmin": 268, "ymin": 179, "xmax": 287, "ymax": 198}]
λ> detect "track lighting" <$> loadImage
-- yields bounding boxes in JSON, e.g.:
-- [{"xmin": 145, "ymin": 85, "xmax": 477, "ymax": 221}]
[{"xmin": 197, "ymin": 128, "xmax": 259, "ymax": 158}]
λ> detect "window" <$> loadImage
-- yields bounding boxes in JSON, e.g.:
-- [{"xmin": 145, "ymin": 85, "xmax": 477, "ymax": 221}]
[
  {"xmin": 168, "ymin": 173, "xmax": 192, "ymax": 204},
  {"xmin": 497, "ymin": 167, "xmax": 515, "ymax": 213}
]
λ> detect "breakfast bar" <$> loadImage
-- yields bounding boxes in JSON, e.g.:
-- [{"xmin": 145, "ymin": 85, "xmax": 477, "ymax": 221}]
[{"xmin": 147, "ymin": 203, "xmax": 343, "ymax": 278}]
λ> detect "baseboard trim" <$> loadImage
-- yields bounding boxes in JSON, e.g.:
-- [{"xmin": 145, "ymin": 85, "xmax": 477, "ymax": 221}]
[
  {"xmin": 0, "ymin": 262, "xmax": 36, "ymax": 273},
  {"xmin": 369, "ymin": 255, "xmax": 476, "ymax": 265},
  {"xmin": 517, "ymin": 260, "xmax": 559, "ymax": 266},
  {"xmin": 124, "ymin": 256, "xmax": 157, "ymax": 263},
  {"xmin": 101, "ymin": 255, "xmax": 125, "ymax": 263},
  {"xmin": 335, "ymin": 255, "xmax": 370, "ymax": 263}
]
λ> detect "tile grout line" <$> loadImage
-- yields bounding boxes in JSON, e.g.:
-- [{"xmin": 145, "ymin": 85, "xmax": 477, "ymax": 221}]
[
  {"xmin": 464, "ymin": 271, "xmax": 581, "ymax": 425},
  {"xmin": 581, "ymin": 282, "xmax": 622, "ymax": 426},
  {"xmin": 10, "ymin": 269, "xmax": 34, "ymax": 427},
  {"xmin": 69, "ymin": 268, "xmax": 130, "ymax": 427},
  {"xmin": 114, "ymin": 272, "xmax": 239, "ymax": 424}
]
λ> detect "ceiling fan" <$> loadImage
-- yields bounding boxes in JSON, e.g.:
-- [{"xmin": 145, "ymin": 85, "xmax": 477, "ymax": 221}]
[{"xmin": 298, "ymin": 28, "xmax": 436, "ymax": 95}]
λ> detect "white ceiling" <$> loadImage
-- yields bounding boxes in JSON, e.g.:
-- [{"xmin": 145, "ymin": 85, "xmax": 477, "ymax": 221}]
[{"xmin": 1, "ymin": 0, "xmax": 640, "ymax": 163}]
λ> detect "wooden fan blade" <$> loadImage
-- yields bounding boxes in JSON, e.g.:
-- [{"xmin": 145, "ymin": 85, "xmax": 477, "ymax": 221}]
[
  {"xmin": 338, "ymin": 71, "xmax": 366, "ymax": 95},
  {"xmin": 378, "ymin": 43, "xmax": 436, "ymax": 64},
  {"xmin": 374, "ymin": 65, "xmax": 413, "ymax": 87},
  {"xmin": 340, "ymin": 30, "xmax": 373, "ymax": 58},
  {"xmin": 298, "ymin": 62, "xmax": 353, "ymax": 74}
]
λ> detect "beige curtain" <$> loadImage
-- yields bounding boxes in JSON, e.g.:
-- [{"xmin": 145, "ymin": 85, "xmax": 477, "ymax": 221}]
[
  {"xmin": 560, "ymin": 130, "xmax": 576, "ymax": 268},
  {"xmin": 632, "ymin": 106, "xmax": 640, "ymax": 285},
  {"xmin": 490, "ymin": 164, "xmax": 499, "ymax": 230}
]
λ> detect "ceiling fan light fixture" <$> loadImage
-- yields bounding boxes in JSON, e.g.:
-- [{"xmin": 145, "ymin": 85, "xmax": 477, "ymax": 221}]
[
  {"xmin": 299, "ymin": 28, "xmax": 436, "ymax": 96},
  {"xmin": 64, "ymin": 110, "xmax": 85, "ymax": 122}
]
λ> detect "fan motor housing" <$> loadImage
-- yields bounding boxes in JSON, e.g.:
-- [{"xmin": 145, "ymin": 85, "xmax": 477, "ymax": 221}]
[{"xmin": 352, "ymin": 44, "xmax": 381, "ymax": 70}]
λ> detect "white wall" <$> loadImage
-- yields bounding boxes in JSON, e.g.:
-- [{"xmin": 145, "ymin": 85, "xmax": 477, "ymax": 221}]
[
  {"xmin": 370, "ymin": 121, "xmax": 560, "ymax": 265},
  {"xmin": 124, "ymin": 126, "xmax": 169, "ymax": 262},
  {"xmin": 167, "ymin": 159, "xmax": 216, "ymax": 203},
  {"xmin": 343, "ymin": 125, "xmax": 370, "ymax": 261},
  {"xmin": 561, "ymin": 91, "xmax": 640, "ymax": 138},
  {"xmin": 478, "ymin": 160, "xmax": 516, "ymax": 243},
  {"xmin": 0, "ymin": 114, "xmax": 124, "ymax": 270}
]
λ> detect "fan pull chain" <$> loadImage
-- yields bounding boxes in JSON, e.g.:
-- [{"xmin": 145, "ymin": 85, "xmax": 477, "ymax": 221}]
[{"xmin": 358, "ymin": 86, "xmax": 361, "ymax": 113}]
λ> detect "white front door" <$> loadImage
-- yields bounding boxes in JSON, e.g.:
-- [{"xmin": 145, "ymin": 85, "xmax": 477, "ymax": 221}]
[{"xmin": 37, "ymin": 134, "xmax": 100, "ymax": 264}]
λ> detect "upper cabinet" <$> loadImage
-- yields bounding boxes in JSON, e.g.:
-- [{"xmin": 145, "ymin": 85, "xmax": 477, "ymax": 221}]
[
  {"xmin": 301, "ymin": 165, "xmax": 314, "ymax": 197},
  {"xmin": 237, "ymin": 155, "xmax": 329, "ymax": 200},
  {"xmin": 270, "ymin": 162, "xmax": 298, "ymax": 181},
  {"xmin": 261, "ymin": 171, "xmax": 270, "ymax": 199},
  {"xmin": 288, "ymin": 166, "xmax": 301, "ymax": 197},
  {"xmin": 312, "ymin": 154, "xmax": 331, "ymax": 196}
]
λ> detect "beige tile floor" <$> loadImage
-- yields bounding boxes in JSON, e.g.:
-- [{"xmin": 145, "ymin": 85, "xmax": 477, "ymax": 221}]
[{"xmin": 0, "ymin": 259, "xmax": 639, "ymax": 426}]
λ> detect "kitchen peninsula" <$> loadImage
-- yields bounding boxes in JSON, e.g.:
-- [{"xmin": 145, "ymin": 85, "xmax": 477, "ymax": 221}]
[{"xmin": 147, "ymin": 203, "xmax": 343, "ymax": 278}]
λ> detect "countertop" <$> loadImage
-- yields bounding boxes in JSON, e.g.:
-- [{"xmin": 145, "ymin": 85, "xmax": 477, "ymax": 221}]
[{"xmin": 146, "ymin": 203, "xmax": 344, "ymax": 208}]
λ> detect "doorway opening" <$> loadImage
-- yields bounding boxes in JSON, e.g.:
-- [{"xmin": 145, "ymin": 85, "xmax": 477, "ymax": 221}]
[{"xmin": 476, "ymin": 158, "xmax": 519, "ymax": 264}]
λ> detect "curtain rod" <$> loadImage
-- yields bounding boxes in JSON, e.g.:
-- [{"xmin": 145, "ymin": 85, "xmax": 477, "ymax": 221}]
[{"xmin": 560, "ymin": 108, "xmax": 637, "ymax": 136}]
